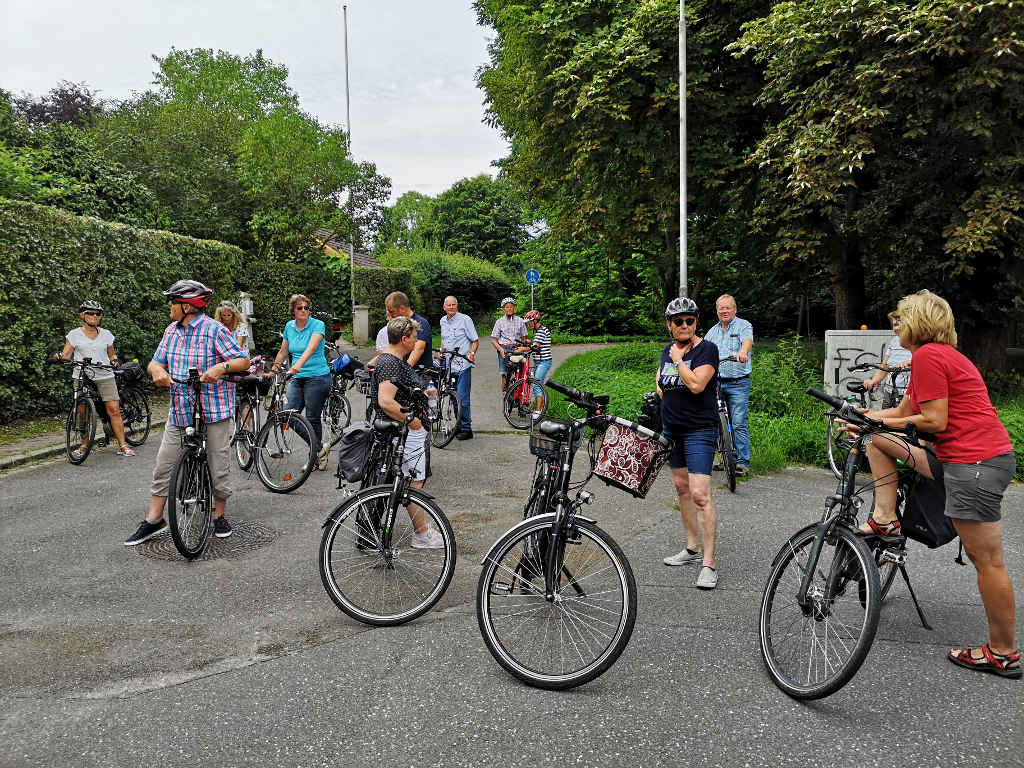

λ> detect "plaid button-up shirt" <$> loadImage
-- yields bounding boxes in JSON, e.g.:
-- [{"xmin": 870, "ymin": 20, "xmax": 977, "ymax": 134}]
[
  {"xmin": 491, "ymin": 314, "xmax": 527, "ymax": 348},
  {"xmin": 153, "ymin": 314, "xmax": 246, "ymax": 426}
]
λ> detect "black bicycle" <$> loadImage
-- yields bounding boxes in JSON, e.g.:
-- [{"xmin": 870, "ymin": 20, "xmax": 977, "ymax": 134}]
[
  {"xmin": 322, "ymin": 343, "xmax": 360, "ymax": 445},
  {"xmin": 166, "ymin": 368, "xmax": 215, "ymax": 560},
  {"xmin": 476, "ymin": 380, "xmax": 670, "ymax": 690},
  {"xmin": 319, "ymin": 389, "xmax": 456, "ymax": 626},
  {"xmin": 759, "ymin": 386, "xmax": 936, "ymax": 699},
  {"xmin": 252, "ymin": 369, "xmax": 316, "ymax": 493},
  {"xmin": 422, "ymin": 347, "xmax": 474, "ymax": 448},
  {"xmin": 715, "ymin": 355, "xmax": 739, "ymax": 492}
]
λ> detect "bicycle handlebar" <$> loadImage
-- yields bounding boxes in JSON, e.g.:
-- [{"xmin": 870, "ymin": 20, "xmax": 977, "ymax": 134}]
[
  {"xmin": 806, "ymin": 387, "xmax": 936, "ymax": 444},
  {"xmin": 52, "ymin": 356, "xmax": 117, "ymax": 372},
  {"xmin": 847, "ymin": 362, "xmax": 910, "ymax": 374},
  {"xmin": 547, "ymin": 380, "xmax": 672, "ymax": 449}
]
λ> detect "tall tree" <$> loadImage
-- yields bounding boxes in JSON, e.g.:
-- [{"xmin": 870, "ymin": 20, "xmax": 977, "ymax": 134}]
[
  {"xmin": 374, "ymin": 191, "xmax": 436, "ymax": 253},
  {"xmin": 732, "ymin": 0, "xmax": 1024, "ymax": 366},
  {"xmin": 13, "ymin": 81, "xmax": 104, "ymax": 129},
  {"xmin": 424, "ymin": 174, "xmax": 527, "ymax": 261}
]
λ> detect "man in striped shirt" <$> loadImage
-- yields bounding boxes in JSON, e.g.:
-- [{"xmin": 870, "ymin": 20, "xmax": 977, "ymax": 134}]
[
  {"xmin": 524, "ymin": 310, "xmax": 552, "ymax": 411},
  {"xmin": 124, "ymin": 280, "xmax": 250, "ymax": 546}
]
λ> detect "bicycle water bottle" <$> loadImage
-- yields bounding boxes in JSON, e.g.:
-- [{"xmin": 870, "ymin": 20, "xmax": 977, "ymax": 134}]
[{"xmin": 427, "ymin": 384, "xmax": 438, "ymax": 413}]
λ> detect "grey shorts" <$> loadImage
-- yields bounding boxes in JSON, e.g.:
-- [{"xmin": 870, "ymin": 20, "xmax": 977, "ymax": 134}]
[
  {"xmin": 942, "ymin": 451, "xmax": 1016, "ymax": 522},
  {"xmin": 92, "ymin": 377, "xmax": 119, "ymax": 403}
]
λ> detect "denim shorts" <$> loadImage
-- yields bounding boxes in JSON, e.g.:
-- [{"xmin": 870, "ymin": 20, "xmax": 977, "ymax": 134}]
[
  {"xmin": 664, "ymin": 425, "xmax": 718, "ymax": 475},
  {"xmin": 942, "ymin": 451, "xmax": 1016, "ymax": 522}
]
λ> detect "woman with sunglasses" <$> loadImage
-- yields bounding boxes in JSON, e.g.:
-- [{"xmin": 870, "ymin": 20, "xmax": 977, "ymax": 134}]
[
  {"xmin": 657, "ymin": 297, "xmax": 720, "ymax": 590},
  {"xmin": 270, "ymin": 294, "xmax": 332, "ymax": 470},
  {"xmin": 55, "ymin": 300, "xmax": 134, "ymax": 458}
]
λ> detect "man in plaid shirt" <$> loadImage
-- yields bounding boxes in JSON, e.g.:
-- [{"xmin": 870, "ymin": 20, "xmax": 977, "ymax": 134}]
[{"xmin": 124, "ymin": 280, "xmax": 250, "ymax": 546}]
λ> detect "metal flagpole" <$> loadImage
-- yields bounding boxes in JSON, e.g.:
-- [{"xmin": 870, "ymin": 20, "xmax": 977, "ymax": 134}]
[
  {"xmin": 343, "ymin": 4, "xmax": 355, "ymax": 314},
  {"xmin": 679, "ymin": 0, "xmax": 687, "ymax": 298}
]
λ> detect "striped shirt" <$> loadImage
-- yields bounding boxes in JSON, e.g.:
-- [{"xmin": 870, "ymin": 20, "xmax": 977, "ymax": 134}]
[
  {"xmin": 153, "ymin": 314, "xmax": 246, "ymax": 426},
  {"xmin": 531, "ymin": 324, "xmax": 552, "ymax": 361}
]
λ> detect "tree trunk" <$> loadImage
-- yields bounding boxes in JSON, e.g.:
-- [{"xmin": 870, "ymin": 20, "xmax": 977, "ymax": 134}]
[
  {"xmin": 827, "ymin": 192, "xmax": 867, "ymax": 329},
  {"xmin": 960, "ymin": 324, "xmax": 1010, "ymax": 373}
]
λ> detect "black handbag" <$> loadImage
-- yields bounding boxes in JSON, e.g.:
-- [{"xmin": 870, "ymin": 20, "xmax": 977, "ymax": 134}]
[
  {"xmin": 335, "ymin": 421, "xmax": 373, "ymax": 483},
  {"xmin": 897, "ymin": 472, "xmax": 957, "ymax": 549}
]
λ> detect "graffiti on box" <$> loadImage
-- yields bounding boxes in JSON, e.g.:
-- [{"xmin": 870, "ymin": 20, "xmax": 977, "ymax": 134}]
[{"xmin": 824, "ymin": 331, "xmax": 894, "ymax": 407}]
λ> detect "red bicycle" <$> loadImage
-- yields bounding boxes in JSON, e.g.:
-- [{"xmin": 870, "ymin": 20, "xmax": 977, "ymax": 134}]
[{"xmin": 502, "ymin": 347, "xmax": 548, "ymax": 429}]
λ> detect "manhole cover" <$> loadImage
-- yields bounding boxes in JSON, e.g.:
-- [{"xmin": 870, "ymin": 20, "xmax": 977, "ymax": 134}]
[{"xmin": 135, "ymin": 519, "xmax": 279, "ymax": 561}]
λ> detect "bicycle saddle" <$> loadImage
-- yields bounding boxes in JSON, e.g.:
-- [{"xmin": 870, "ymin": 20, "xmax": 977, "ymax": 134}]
[
  {"xmin": 537, "ymin": 420, "xmax": 570, "ymax": 439},
  {"xmin": 846, "ymin": 382, "xmax": 868, "ymax": 394},
  {"xmin": 372, "ymin": 417, "xmax": 403, "ymax": 434},
  {"xmin": 507, "ymin": 355, "xmax": 524, "ymax": 364}
]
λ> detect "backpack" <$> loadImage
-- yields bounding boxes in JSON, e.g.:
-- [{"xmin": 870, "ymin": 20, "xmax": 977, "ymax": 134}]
[
  {"xmin": 897, "ymin": 472, "xmax": 957, "ymax": 549},
  {"xmin": 335, "ymin": 421, "xmax": 373, "ymax": 484}
]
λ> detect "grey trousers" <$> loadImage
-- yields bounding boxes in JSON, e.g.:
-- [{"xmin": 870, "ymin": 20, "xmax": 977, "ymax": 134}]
[{"xmin": 150, "ymin": 418, "xmax": 232, "ymax": 500}]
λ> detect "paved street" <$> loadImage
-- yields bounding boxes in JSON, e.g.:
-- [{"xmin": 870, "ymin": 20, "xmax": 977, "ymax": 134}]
[{"xmin": 1, "ymin": 344, "xmax": 1021, "ymax": 767}]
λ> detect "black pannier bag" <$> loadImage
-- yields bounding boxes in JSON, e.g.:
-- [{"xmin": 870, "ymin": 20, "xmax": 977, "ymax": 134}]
[
  {"xmin": 116, "ymin": 361, "xmax": 145, "ymax": 386},
  {"xmin": 335, "ymin": 421, "xmax": 373, "ymax": 484},
  {"xmin": 897, "ymin": 471, "xmax": 957, "ymax": 548},
  {"xmin": 637, "ymin": 391, "xmax": 662, "ymax": 435}
]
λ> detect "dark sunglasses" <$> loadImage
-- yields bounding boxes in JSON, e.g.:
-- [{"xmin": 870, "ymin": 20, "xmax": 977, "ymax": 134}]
[
  {"xmin": 671, "ymin": 316, "xmax": 697, "ymax": 327},
  {"xmin": 83, "ymin": 311, "xmax": 102, "ymax": 317},
  {"xmin": 295, "ymin": 305, "xmax": 311, "ymax": 311}
]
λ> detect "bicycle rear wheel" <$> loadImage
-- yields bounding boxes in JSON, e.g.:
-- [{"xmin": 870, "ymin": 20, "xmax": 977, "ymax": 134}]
[
  {"xmin": 322, "ymin": 389, "xmax": 351, "ymax": 443},
  {"xmin": 232, "ymin": 402, "xmax": 257, "ymax": 471},
  {"xmin": 121, "ymin": 388, "xmax": 151, "ymax": 446},
  {"xmin": 430, "ymin": 391, "xmax": 461, "ymax": 448},
  {"xmin": 319, "ymin": 487, "xmax": 456, "ymax": 626},
  {"xmin": 717, "ymin": 412, "xmax": 737, "ymax": 492},
  {"xmin": 255, "ymin": 411, "xmax": 315, "ymax": 493},
  {"xmin": 167, "ymin": 451, "xmax": 213, "ymax": 560},
  {"xmin": 65, "ymin": 395, "xmax": 97, "ymax": 464},
  {"xmin": 477, "ymin": 514, "xmax": 638, "ymax": 690},
  {"xmin": 759, "ymin": 524, "xmax": 881, "ymax": 699},
  {"xmin": 503, "ymin": 377, "xmax": 546, "ymax": 430}
]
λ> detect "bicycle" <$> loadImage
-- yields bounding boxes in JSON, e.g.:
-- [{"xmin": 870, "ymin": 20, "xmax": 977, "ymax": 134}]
[
  {"xmin": 826, "ymin": 361, "xmax": 910, "ymax": 479},
  {"xmin": 165, "ymin": 368, "xmax": 215, "ymax": 559},
  {"xmin": 476, "ymin": 379, "xmax": 671, "ymax": 690},
  {"xmin": 759, "ymin": 386, "xmax": 937, "ymax": 699},
  {"xmin": 321, "ymin": 343, "xmax": 361, "ymax": 446},
  {"xmin": 319, "ymin": 389, "xmax": 456, "ymax": 626},
  {"xmin": 250, "ymin": 368, "xmax": 317, "ymax": 493},
  {"xmin": 502, "ymin": 346, "xmax": 548, "ymax": 430},
  {"xmin": 715, "ymin": 355, "xmax": 739, "ymax": 492},
  {"xmin": 423, "ymin": 347, "xmax": 474, "ymax": 448},
  {"xmin": 228, "ymin": 357, "xmax": 269, "ymax": 471}
]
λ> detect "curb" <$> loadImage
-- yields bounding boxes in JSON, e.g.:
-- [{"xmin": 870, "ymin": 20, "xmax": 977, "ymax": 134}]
[{"xmin": 0, "ymin": 417, "xmax": 168, "ymax": 471}]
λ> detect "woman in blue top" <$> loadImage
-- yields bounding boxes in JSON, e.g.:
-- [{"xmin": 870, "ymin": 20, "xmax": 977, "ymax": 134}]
[
  {"xmin": 270, "ymin": 294, "xmax": 332, "ymax": 470},
  {"xmin": 656, "ymin": 297, "xmax": 721, "ymax": 590}
]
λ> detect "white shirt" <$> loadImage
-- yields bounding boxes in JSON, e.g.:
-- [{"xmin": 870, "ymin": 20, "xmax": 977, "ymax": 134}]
[{"xmin": 66, "ymin": 327, "xmax": 115, "ymax": 380}]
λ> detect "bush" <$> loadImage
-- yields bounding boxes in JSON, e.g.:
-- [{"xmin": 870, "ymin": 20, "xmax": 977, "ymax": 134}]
[
  {"xmin": 0, "ymin": 199, "xmax": 241, "ymax": 423},
  {"xmin": 378, "ymin": 247, "xmax": 512, "ymax": 320},
  {"xmin": 352, "ymin": 266, "xmax": 412, "ymax": 332}
]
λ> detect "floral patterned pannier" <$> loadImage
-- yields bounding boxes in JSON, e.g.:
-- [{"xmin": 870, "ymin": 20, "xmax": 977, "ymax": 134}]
[{"xmin": 593, "ymin": 423, "xmax": 670, "ymax": 499}]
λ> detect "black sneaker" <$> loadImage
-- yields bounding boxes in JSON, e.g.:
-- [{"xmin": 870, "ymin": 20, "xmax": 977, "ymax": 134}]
[
  {"xmin": 455, "ymin": 429, "xmax": 473, "ymax": 441},
  {"xmin": 214, "ymin": 516, "xmax": 233, "ymax": 538},
  {"xmin": 124, "ymin": 518, "xmax": 166, "ymax": 546}
]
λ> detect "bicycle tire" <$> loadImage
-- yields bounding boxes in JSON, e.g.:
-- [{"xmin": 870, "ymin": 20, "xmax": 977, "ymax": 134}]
[
  {"xmin": 502, "ymin": 377, "xmax": 547, "ymax": 430},
  {"xmin": 232, "ymin": 402, "xmax": 257, "ymax": 471},
  {"xmin": 826, "ymin": 414, "xmax": 854, "ymax": 479},
  {"xmin": 65, "ymin": 395, "xmax": 97, "ymax": 464},
  {"xmin": 319, "ymin": 486, "xmax": 457, "ymax": 626},
  {"xmin": 255, "ymin": 411, "xmax": 316, "ymax": 493},
  {"xmin": 477, "ymin": 514, "xmax": 638, "ymax": 690},
  {"xmin": 167, "ymin": 450, "xmax": 214, "ymax": 560},
  {"xmin": 759, "ymin": 524, "xmax": 881, "ymax": 699},
  {"xmin": 322, "ymin": 390, "xmax": 352, "ymax": 442},
  {"xmin": 430, "ymin": 391, "xmax": 461, "ymax": 448},
  {"xmin": 718, "ymin": 412, "xmax": 737, "ymax": 493},
  {"xmin": 121, "ymin": 388, "xmax": 151, "ymax": 446}
]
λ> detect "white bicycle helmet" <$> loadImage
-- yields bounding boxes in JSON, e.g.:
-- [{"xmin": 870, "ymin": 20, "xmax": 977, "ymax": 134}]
[{"xmin": 500, "ymin": 296, "xmax": 516, "ymax": 307}]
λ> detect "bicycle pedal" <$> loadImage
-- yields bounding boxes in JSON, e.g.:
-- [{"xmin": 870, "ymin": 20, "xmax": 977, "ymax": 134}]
[
  {"xmin": 879, "ymin": 548, "xmax": 907, "ymax": 566},
  {"xmin": 490, "ymin": 582, "xmax": 513, "ymax": 595}
]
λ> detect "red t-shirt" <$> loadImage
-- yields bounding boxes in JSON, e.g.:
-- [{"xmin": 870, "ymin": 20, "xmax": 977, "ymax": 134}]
[{"xmin": 907, "ymin": 343, "xmax": 1013, "ymax": 463}]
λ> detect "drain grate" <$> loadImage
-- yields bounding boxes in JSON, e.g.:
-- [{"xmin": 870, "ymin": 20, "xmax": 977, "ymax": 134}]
[{"xmin": 135, "ymin": 518, "xmax": 279, "ymax": 561}]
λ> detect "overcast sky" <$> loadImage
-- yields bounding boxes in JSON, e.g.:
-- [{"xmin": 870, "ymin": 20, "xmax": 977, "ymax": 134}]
[{"xmin": 0, "ymin": 0, "xmax": 509, "ymax": 202}]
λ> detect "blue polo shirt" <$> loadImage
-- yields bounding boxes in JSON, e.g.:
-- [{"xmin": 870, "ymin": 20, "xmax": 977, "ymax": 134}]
[{"xmin": 283, "ymin": 317, "xmax": 329, "ymax": 378}]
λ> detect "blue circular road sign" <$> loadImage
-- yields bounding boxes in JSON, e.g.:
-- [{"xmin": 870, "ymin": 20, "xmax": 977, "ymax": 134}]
[{"xmin": 525, "ymin": 269, "xmax": 540, "ymax": 285}]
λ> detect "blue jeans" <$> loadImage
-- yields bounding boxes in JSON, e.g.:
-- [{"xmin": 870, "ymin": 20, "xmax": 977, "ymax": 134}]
[
  {"xmin": 532, "ymin": 359, "xmax": 551, "ymax": 398},
  {"xmin": 455, "ymin": 367, "xmax": 472, "ymax": 431},
  {"xmin": 286, "ymin": 373, "xmax": 331, "ymax": 454},
  {"xmin": 719, "ymin": 376, "xmax": 751, "ymax": 465}
]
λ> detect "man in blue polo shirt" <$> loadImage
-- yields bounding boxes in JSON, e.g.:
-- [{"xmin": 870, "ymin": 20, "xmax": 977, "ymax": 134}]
[{"xmin": 704, "ymin": 294, "xmax": 753, "ymax": 475}]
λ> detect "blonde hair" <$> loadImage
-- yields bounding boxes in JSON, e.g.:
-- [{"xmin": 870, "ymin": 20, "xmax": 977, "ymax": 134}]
[
  {"xmin": 896, "ymin": 290, "xmax": 957, "ymax": 348},
  {"xmin": 715, "ymin": 294, "xmax": 737, "ymax": 309},
  {"xmin": 214, "ymin": 301, "xmax": 244, "ymax": 332},
  {"xmin": 387, "ymin": 316, "xmax": 420, "ymax": 345}
]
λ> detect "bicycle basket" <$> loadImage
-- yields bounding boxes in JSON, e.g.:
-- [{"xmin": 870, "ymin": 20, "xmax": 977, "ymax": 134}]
[
  {"xmin": 529, "ymin": 433, "xmax": 561, "ymax": 461},
  {"xmin": 331, "ymin": 353, "xmax": 362, "ymax": 378},
  {"xmin": 593, "ymin": 423, "xmax": 670, "ymax": 499}
]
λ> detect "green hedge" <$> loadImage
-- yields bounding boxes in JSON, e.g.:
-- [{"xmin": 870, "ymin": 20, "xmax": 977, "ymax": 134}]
[
  {"xmin": 236, "ymin": 258, "xmax": 339, "ymax": 355},
  {"xmin": 353, "ymin": 266, "xmax": 412, "ymax": 332},
  {"xmin": 0, "ymin": 199, "xmax": 241, "ymax": 423},
  {"xmin": 379, "ymin": 247, "xmax": 513, "ymax": 320}
]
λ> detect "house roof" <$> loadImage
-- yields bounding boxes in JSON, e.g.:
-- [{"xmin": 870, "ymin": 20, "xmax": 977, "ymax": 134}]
[{"xmin": 312, "ymin": 228, "xmax": 382, "ymax": 268}]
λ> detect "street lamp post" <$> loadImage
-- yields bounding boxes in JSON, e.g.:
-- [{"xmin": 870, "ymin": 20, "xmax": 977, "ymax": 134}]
[
  {"xmin": 343, "ymin": 4, "xmax": 355, "ymax": 315},
  {"xmin": 679, "ymin": 0, "xmax": 687, "ymax": 299}
]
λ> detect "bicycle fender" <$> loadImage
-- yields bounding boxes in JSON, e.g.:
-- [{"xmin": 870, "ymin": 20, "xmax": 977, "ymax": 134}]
[{"xmin": 479, "ymin": 512, "xmax": 597, "ymax": 565}]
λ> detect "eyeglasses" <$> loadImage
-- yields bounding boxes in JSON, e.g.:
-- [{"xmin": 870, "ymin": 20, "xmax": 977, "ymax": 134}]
[
  {"xmin": 295, "ymin": 305, "xmax": 311, "ymax": 311},
  {"xmin": 83, "ymin": 311, "xmax": 102, "ymax": 317},
  {"xmin": 671, "ymin": 316, "xmax": 697, "ymax": 327}
]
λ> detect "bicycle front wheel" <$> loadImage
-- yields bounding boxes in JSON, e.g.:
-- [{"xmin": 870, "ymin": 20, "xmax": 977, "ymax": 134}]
[
  {"xmin": 430, "ymin": 391, "xmax": 461, "ymax": 448},
  {"xmin": 65, "ymin": 395, "xmax": 97, "ymax": 464},
  {"xmin": 718, "ymin": 412, "xmax": 737, "ymax": 492},
  {"xmin": 759, "ymin": 524, "xmax": 881, "ymax": 699},
  {"xmin": 319, "ymin": 486, "xmax": 456, "ymax": 626},
  {"xmin": 255, "ymin": 411, "xmax": 315, "ymax": 493},
  {"xmin": 826, "ymin": 414, "xmax": 854, "ymax": 479},
  {"xmin": 477, "ymin": 515, "xmax": 638, "ymax": 690},
  {"xmin": 503, "ymin": 377, "xmax": 546, "ymax": 430},
  {"xmin": 167, "ymin": 450, "xmax": 213, "ymax": 560},
  {"xmin": 322, "ymin": 390, "xmax": 351, "ymax": 443},
  {"xmin": 121, "ymin": 388, "xmax": 151, "ymax": 446}
]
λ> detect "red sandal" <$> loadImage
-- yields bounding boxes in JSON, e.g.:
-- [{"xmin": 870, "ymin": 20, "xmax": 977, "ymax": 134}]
[
  {"xmin": 858, "ymin": 514, "xmax": 903, "ymax": 539},
  {"xmin": 948, "ymin": 644, "xmax": 1022, "ymax": 679}
]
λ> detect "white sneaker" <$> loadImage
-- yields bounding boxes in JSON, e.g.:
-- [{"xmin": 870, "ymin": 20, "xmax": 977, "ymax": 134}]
[
  {"xmin": 695, "ymin": 565, "xmax": 718, "ymax": 590},
  {"xmin": 663, "ymin": 548, "xmax": 702, "ymax": 566},
  {"xmin": 411, "ymin": 528, "xmax": 445, "ymax": 549}
]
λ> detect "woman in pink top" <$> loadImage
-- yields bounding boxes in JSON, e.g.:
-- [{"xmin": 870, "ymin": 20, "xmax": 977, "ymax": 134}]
[{"xmin": 850, "ymin": 290, "xmax": 1018, "ymax": 679}]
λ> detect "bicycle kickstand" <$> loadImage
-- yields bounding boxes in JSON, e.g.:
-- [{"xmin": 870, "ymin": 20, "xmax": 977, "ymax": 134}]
[{"xmin": 897, "ymin": 566, "xmax": 933, "ymax": 631}]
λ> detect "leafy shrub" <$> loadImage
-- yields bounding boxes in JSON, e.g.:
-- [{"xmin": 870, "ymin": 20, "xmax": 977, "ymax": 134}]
[
  {"xmin": 352, "ymin": 265, "xmax": 412, "ymax": 332},
  {"xmin": 0, "ymin": 199, "xmax": 241, "ymax": 422}
]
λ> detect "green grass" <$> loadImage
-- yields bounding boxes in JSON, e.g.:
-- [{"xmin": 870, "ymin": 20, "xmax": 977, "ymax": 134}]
[{"xmin": 547, "ymin": 339, "xmax": 1024, "ymax": 481}]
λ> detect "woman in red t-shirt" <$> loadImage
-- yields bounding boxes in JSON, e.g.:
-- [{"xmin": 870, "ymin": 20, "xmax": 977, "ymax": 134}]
[{"xmin": 850, "ymin": 290, "xmax": 1018, "ymax": 679}]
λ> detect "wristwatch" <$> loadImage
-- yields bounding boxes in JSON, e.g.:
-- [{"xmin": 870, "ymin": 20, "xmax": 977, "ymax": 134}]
[{"xmin": 223, "ymin": 362, "xmax": 230, "ymax": 373}]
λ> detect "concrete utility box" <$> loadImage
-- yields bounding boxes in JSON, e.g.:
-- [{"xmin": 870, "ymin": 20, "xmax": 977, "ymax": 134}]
[
  {"xmin": 823, "ymin": 329, "xmax": 895, "ymax": 407},
  {"xmin": 353, "ymin": 304, "xmax": 369, "ymax": 345}
]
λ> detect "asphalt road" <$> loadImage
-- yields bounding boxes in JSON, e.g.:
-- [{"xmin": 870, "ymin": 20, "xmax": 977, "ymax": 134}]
[{"xmin": 1, "ymin": 344, "xmax": 1021, "ymax": 767}]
